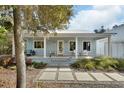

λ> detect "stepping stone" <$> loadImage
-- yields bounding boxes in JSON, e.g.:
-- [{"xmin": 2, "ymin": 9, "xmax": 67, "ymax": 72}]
[
  {"xmin": 75, "ymin": 72, "xmax": 94, "ymax": 81},
  {"xmin": 58, "ymin": 72, "xmax": 74, "ymax": 80},
  {"xmin": 91, "ymin": 73, "xmax": 113, "ymax": 81},
  {"xmin": 39, "ymin": 72, "xmax": 56, "ymax": 80},
  {"xmin": 44, "ymin": 68, "xmax": 58, "ymax": 71},
  {"xmin": 106, "ymin": 73, "xmax": 124, "ymax": 81},
  {"xmin": 59, "ymin": 68, "xmax": 72, "ymax": 71}
]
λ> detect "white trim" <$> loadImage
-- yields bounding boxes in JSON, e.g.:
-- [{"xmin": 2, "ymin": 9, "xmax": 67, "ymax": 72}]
[
  {"xmin": 68, "ymin": 40, "xmax": 75, "ymax": 52},
  {"xmin": 57, "ymin": 40, "xmax": 64, "ymax": 55},
  {"xmin": 82, "ymin": 40, "xmax": 92, "ymax": 52},
  {"xmin": 75, "ymin": 37, "xmax": 78, "ymax": 58},
  {"xmin": 44, "ymin": 37, "xmax": 46, "ymax": 58},
  {"xmin": 33, "ymin": 40, "xmax": 44, "ymax": 50},
  {"xmin": 108, "ymin": 36, "xmax": 112, "ymax": 56}
]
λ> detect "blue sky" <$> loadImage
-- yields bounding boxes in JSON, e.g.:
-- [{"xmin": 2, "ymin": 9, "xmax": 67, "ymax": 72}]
[
  {"xmin": 69, "ymin": 5, "xmax": 124, "ymax": 32},
  {"xmin": 73, "ymin": 5, "xmax": 93, "ymax": 14}
]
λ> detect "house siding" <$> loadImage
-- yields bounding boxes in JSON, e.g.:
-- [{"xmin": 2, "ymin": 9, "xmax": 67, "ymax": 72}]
[
  {"xmin": 96, "ymin": 25, "xmax": 124, "ymax": 58},
  {"xmin": 25, "ymin": 37, "xmax": 96, "ymax": 57}
]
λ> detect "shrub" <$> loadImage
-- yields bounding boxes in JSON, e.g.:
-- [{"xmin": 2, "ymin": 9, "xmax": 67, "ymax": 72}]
[
  {"xmin": 71, "ymin": 56, "xmax": 119, "ymax": 71},
  {"xmin": 71, "ymin": 58, "xmax": 96, "ymax": 70},
  {"xmin": 32, "ymin": 62, "xmax": 47, "ymax": 69},
  {"xmin": 84, "ymin": 60, "xmax": 96, "ymax": 70},
  {"xmin": 9, "ymin": 66, "xmax": 16, "ymax": 70},
  {"xmin": 116, "ymin": 59, "xmax": 124, "ymax": 71},
  {"xmin": 94, "ymin": 56, "xmax": 118, "ymax": 70},
  {"xmin": 0, "ymin": 56, "xmax": 12, "ymax": 68},
  {"xmin": 94, "ymin": 56, "xmax": 119, "ymax": 71}
]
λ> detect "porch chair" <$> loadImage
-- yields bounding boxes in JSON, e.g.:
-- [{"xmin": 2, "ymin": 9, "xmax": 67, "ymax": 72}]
[
  {"xmin": 49, "ymin": 51, "xmax": 56, "ymax": 57},
  {"xmin": 79, "ymin": 50, "xmax": 89, "ymax": 56},
  {"xmin": 25, "ymin": 50, "xmax": 36, "ymax": 56},
  {"xmin": 82, "ymin": 50, "xmax": 89, "ymax": 56}
]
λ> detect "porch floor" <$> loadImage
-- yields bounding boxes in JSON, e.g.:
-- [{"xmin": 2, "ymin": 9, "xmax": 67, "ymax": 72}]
[{"xmin": 27, "ymin": 55, "xmax": 93, "ymax": 59}]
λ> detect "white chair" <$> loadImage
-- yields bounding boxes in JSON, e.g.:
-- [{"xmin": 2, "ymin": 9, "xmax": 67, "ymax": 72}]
[{"xmin": 83, "ymin": 50, "xmax": 88, "ymax": 56}]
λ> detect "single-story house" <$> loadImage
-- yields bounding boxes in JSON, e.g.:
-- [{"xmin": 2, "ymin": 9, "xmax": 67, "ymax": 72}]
[
  {"xmin": 96, "ymin": 24, "xmax": 124, "ymax": 58},
  {"xmin": 11, "ymin": 30, "xmax": 114, "ymax": 64}
]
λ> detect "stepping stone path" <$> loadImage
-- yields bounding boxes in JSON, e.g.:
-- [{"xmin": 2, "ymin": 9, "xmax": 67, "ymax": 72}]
[
  {"xmin": 59, "ymin": 68, "xmax": 72, "ymax": 71},
  {"xmin": 39, "ymin": 72, "xmax": 56, "ymax": 80},
  {"xmin": 90, "ymin": 73, "xmax": 113, "ymax": 81},
  {"xmin": 75, "ymin": 72, "xmax": 94, "ymax": 81},
  {"xmin": 38, "ymin": 67, "xmax": 124, "ymax": 82},
  {"xmin": 44, "ymin": 68, "xmax": 58, "ymax": 71},
  {"xmin": 58, "ymin": 72, "xmax": 74, "ymax": 80},
  {"xmin": 106, "ymin": 73, "xmax": 124, "ymax": 81}
]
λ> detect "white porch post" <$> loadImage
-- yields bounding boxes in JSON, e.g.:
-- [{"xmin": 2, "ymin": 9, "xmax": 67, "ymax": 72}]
[
  {"xmin": 44, "ymin": 37, "xmax": 46, "ymax": 58},
  {"xmin": 108, "ymin": 36, "xmax": 111, "ymax": 56},
  {"xmin": 12, "ymin": 37, "xmax": 15, "ymax": 57},
  {"xmin": 75, "ymin": 37, "xmax": 78, "ymax": 58}
]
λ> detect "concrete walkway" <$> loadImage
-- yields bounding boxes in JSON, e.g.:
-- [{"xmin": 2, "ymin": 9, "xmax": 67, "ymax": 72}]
[{"xmin": 37, "ymin": 67, "xmax": 124, "ymax": 82}]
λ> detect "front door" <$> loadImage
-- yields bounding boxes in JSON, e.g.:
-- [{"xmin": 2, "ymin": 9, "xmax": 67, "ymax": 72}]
[{"xmin": 57, "ymin": 40, "xmax": 64, "ymax": 55}]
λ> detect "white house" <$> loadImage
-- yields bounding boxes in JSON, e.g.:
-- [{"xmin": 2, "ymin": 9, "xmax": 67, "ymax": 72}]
[
  {"xmin": 10, "ymin": 30, "xmax": 114, "ymax": 65},
  {"xmin": 96, "ymin": 24, "xmax": 124, "ymax": 58}
]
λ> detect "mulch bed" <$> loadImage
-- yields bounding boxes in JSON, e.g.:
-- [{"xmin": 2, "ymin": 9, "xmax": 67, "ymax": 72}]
[
  {"xmin": 0, "ymin": 67, "xmax": 41, "ymax": 88},
  {"xmin": 36, "ymin": 82, "xmax": 124, "ymax": 88}
]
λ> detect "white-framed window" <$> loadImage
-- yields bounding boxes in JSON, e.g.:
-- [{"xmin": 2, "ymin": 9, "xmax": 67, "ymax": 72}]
[
  {"xmin": 69, "ymin": 40, "xmax": 76, "ymax": 52},
  {"xmin": 83, "ymin": 41, "xmax": 91, "ymax": 51},
  {"xmin": 34, "ymin": 40, "xmax": 44, "ymax": 49}
]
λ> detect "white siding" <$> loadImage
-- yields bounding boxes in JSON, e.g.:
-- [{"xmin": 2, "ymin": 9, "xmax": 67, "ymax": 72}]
[{"xmin": 97, "ymin": 25, "xmax": 124, "ymax": 58}]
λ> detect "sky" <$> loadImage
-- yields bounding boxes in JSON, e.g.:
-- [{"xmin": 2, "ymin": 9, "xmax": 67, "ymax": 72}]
[{"xmin": 68, "ymin": 5, "xmax": 124, "ymax": 32}]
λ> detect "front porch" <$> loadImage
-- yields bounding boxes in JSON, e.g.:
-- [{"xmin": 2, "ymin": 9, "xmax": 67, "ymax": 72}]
[{"xmin": 11, "ymin": 32, "xmax": 113, "ymax": 60}]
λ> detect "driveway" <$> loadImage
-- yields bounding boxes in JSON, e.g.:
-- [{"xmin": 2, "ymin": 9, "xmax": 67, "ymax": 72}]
[{"xmin": 35, "ymin": 67, "xmax": 124, "ymax": 88}]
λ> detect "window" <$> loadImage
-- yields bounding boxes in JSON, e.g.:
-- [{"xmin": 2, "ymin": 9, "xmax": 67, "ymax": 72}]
[
  {"xmin": 34, "ymin": 41, "xmax": 44, "ymax": 49},
  {"xmin": 69, "ymin": 41, "xmax": 75, "ymax": 51},
  {"xmin": 83, "ymin": 41, "xmax": 90, "ymax": 51}
]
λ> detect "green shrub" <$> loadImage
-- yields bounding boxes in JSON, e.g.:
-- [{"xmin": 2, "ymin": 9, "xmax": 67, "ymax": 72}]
[
  {"xmin": 116, "ymin": 59, "xmax": 124, "ymax": 71},
  {"xmin": 32, "ymin": 62, "xmax": 47, "ymax": 69},
  {"xmin": 94, "ymin": 56, "xmax": 119, "ymax": 71},
  {"xmin": 71, "ymin": 58, "xmax": 95, "ymax": 70},
  {"xmin": 71, "ymin": 56, "xmax": 119, "ymax": 71},
  {"xmin": 84, "ymin": 61, "xmax": 96, "ymax": 70}
]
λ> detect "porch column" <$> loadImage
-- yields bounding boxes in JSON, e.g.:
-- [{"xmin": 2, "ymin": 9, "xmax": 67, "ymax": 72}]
[
  {"xmin": 75, "ymin": 37, "xmax": 78, "ymax": 58},
  {"xmin": 108, "ymin": 36, "xmax": 111, "ymax": 56},
  {"xmin": 44, "ymin": 37, "xmax": 46, "ymax": 58},
  {"xmin": 12, "ymin": 37, "xmax": 15, "ymax": 57}
]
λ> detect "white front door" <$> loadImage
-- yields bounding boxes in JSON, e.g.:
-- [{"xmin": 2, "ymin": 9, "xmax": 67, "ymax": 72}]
[{"xmin": 57, "ymin": 40, "xmax": 64, "ymax": 55}]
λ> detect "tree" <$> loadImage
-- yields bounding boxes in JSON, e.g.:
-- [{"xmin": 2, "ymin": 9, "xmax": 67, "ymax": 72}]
[
  {"xmin": 0, "ymin": 15, "xmax": 13, "ymax": 54},
  {"xmin": 0, "ymin": 5, "xmax": 73, "ymax": 88},
  {"xmin": 94, "ymin": 26, "xmax": 106, "ymax": 33},
  {"xmin": 13, "ymin": 6, "xmax": 26, "ymax": 88},
  {"xmin": 0, "ymin": 26, "xmax": 7, "ymax": 54}
]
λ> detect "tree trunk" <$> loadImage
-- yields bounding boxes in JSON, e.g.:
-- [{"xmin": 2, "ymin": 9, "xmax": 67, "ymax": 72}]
[{"xmin": 13, "ymin": 6, "xmax": 26, "ymax": 88}]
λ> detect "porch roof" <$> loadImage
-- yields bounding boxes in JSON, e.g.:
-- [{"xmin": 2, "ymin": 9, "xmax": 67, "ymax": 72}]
[{"xmin": 23, "ymin": 32, "xmax": 116, "ymax": 40}]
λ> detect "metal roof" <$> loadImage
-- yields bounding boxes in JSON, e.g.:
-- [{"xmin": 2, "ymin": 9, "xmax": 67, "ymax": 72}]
[{"xmin": 23, "ymin": 32, "xmax": 116, "ymax": 40}]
